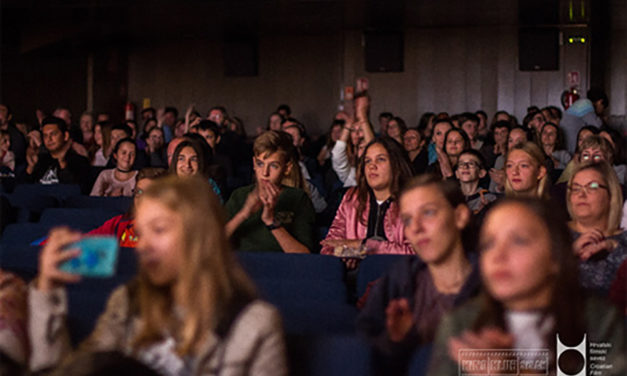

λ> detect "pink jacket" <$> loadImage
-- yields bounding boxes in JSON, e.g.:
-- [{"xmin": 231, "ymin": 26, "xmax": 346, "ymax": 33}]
[{"xmin": 321, "ymin": 188, "xmax": 414, "ymax": 255}]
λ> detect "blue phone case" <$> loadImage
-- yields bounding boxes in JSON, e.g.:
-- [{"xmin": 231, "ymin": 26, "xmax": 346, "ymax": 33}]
[{"xmin": 59, "ymin": 236, "xmax": 119, "ymax": 277}]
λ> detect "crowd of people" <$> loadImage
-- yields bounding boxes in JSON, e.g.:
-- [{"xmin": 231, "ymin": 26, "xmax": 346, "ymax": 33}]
[{"xmin": 0, "ymin": 85, "xmax": 625, "ymax": 375}]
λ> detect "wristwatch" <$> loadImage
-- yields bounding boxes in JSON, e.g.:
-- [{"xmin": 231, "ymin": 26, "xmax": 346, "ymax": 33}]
[{"xmin": 265, "ymin": 220, "xmax": 282, "ymax": 231}]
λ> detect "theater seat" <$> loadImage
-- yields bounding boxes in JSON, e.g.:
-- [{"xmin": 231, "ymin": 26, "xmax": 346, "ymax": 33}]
[
  {"xmin": 3, "ymin": 184, "xmax": 82, "ymax": 222},
  {"xmin": 39, "ymin": 208, "xmax": 120, "ymax": 232},
  {"xmin": 236, "ymin": 252, "xmax": 345, "ymax": 281},
  {"xmin": 287, "ymin": 333, "xmax": 372, "ymax": 376},
  {"xmin": 63, "ymin": 195, "xmax": 132, "ymax": 214},
  {"xmin": 356, "ymin": 255, "xmax": 415, "ymax": 297}
]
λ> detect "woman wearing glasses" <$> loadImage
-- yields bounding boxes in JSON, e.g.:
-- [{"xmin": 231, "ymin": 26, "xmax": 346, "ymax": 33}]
[{"xmin": 567, "ymin": 161, "xmax": 626, "ymax": 293}]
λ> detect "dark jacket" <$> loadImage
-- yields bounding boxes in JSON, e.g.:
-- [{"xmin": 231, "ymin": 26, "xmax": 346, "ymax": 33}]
[
  {"xmin": 21, "ymin": 148, "xmax": 90, "ymax": 193},
  {"xmin": 357, "ymin": 255, "xmax": 481, "ymax": 369}
]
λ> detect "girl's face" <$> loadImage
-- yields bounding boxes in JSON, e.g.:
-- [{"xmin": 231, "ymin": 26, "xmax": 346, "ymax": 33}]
[
  {"xmin": 364, "ymin": 143, "xmax": 392, "ymax": 192},
  {"xmin": 507, "ymin": 129, "xmax": 527, "ymax": 150},
  {"xmin": 493, "ymin": 127, "xmax": 509, "ymax": 146},
  {"xmin": 568, "ymin": 169, "xmax": 610, "ymax": 225},
  {"xmin": 540, "ymin": 125, "xmax": 558, "ymax": 147},
  {"xmin": 350, "ymin": 126, "xmax": 363, "ymax": 146},
  {"xmin": 403, "ymin": 129, "xmax": 421, "ymax": 152},
  {"xmin": 80, "ymin": 115, "xmax": 93, "ymax": 133},
  {"xmin": 445, "ymin": 131, "xmax": 465, "ymax": 158},
  {"xmin": 176, "ymin": 146, "xmax": 199, "ymax": 177},
  {"xmin": 433, "ymin": 122, "xmax": 452, "ymax": 149},
  {"xmin": 400, "ymin": 185, "xmax": 467, "ymax": 264},
  {"xmin": 461, "ymin": 120, "xmax": 477, "ymax": 141},
  {"xmin": 480, "ymin": 203, "xmax": 558, "ymax": 310},
  {"xmin": 387, "ymin": 120, "xmax": 401, "ymax": 138},
  {"xmin": 94, "ymin": 125, "xmax": 103, "ymax": 147},
  {"xmin": 330, "ymin": 124, "xmax": 343, "ymax": 142},
  {"xmin": 253, "ymin": 151, "xmax": 290, "ymax": 186},
  {"xmin": 135, "ymin": 198, "xmax": 184, "ymax": 287},
  {"xmin": 529, "ymin": 113, "xmax": 545, "ymax": 134},
  {"xmin": 114, "ymin": 142, "xmax": 136, "ymax": 171},
  {"xmin": 269, "ymin": 114, "xmax": 282, "ymax": 131},
  {"xmin": 505, "ymin": 149, "xmax": 545, "ymax": 194}
]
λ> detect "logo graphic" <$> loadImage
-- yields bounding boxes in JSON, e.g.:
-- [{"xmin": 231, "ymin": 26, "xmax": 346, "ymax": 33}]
[{"xmin": 556, "ymin": 334, "xmax": 586, "ymax": 376}]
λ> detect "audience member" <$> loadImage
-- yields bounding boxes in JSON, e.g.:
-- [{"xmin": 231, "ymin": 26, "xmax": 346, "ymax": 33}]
[
  {"xmin": 21, "ymin": 116, "xmax": 90, "ymax": 192},
  {"xmin": 455, "ymin": 149, "xmax": 497, "ymax": 214},
  {"xmin": 225, "ymin": 131, "xmax": 315, "ymax": 253},
  {"xmin": 402, "ymin": 128, "xmax": 427, "ymax": 175},
  {"xmin": 567, "ymin": 162, "xmax": 626, "ymax": 293},
  {"xmin": 321, "ymin": 137, "xmax": 414, "ymax": 259},
  {"xmin": 504, "ymin": 142, "xmax": 549, "ymax": 198},
  {"xmin": 540, "ymin": 122, "xmax": 571, "ymax": 170},
  {"xmin": 357, "ymin": 175, "xmax": 480, "ymax": 375},
  {"xmin": 87, "ymin": 168, "xmax": 166, "ymax": 247},
  {"xmin": 429, "ymin": 198, "xmax": 624, "ymax": 375},
  {"xmin": 90, "ymin": 138, "xmax": 138, "ymax": 197},
  {"xmin": 28, "ymin": 176, "xmax": 287, "ymax": 375}
]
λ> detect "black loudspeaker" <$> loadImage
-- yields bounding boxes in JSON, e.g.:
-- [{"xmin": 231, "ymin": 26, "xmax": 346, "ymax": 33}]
[
  {"xmin": 518, "ymin": 27, "xmax": 559, "ymax": 71},
  {"xmin": 364, "ymin": 31, "xmax": 404, "ymax": 73},
  {"xmin": 223, "ymin": 39, "xmax": 258, "ymax": 77}
]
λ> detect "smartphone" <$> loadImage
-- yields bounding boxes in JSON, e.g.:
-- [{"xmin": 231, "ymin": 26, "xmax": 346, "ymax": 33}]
[{"xmin": 60, "ymin": 236, "xmax": 119, "ymax": 278}]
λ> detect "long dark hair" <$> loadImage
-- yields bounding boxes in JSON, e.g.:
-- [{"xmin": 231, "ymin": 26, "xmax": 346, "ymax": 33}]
[
  {"xmin": 473, "ymin": 198, "xmax": 585, "ymax": 369},
  {"xmin": 352, "ymin": 137, "xmax": 413, "ymax": 225},
  {"xmin": 168, "ymin": 138, "xmax": 212, "ymax": 179}
]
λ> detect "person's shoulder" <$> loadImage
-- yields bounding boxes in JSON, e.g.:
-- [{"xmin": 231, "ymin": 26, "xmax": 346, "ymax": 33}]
[
  {"xmin": 230, "ymin": 184, "xmax": 255, "ymax": 198},
  {"xmin": 235, "ymin": 300, "xmax": 283, "ymax": 332}
]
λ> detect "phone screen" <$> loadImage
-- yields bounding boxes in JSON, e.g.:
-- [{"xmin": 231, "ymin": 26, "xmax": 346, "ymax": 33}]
[{"xmin": 60, "ymin": 236, "xmax": 119, "ymax": 277}]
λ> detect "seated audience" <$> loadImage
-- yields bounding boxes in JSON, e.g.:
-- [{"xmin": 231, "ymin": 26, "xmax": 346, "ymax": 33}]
[
  {"xmin": 540, "ymin": 122, "xmax": 571, "ymax": 170},
  {"xmin": 28, "ymin": 176, "xmax": 287, "ymax": 375},
  {"xmin": 321, "ymin": 137, "xmax": 414, "ymax": 257},
  {"xmin": 428, "ymin": 128, "xmax": 470, "ymax": 180},
  {"xmin": 88, "ymin": 168, "xmax": 166, "ymax": 248},
  {"xmin": 402, "ymin": 128, "xmax": 428, "ymax": 175},
  {"xmin": 91, "ymin": 121, "xmax": 112, "ymax": 166},
  {"xmin": 479, "ymin": 120, "xmax": 509, "ymax": 169},
  {"xmin": 143, "ymin": 126, "xmax": 168, "ymax": 168},
  {"xmin": 357, "ymin": 175, "xmax": 481, "ymax": 375},
  {"xmin": 455, "ymin": 149, "xmax": 497, "ymax": 214},
  {"xmin": 21, "ymin": 116, "xmax": 90, "ymax": 192},
  {"xmin": 429, "ymin": 198, "xmax": 625, "ymax": 375},
  {"xmin": 567, "ymin": 162, "xmax": 626, "ymax": 293},
  {"xmin": 504, "ymin": 142, "xmax": 549, "ymax": 198},
  {"xmin": 90, "ymin": 138, "xmax": 138, "ymax": 197},
  {"xmin": 427, "ymin": 119, "xmax": 452, "ymax": 166},
  {"xmin": 168, "ymin": 137, "xmax": 222, "ymax": 202},
  {"xmin": 226, "ymin": 131, "xmax": 315, "ymax": 253},
  {"xmin": 0, "ymin": 129, "xmax": 15, "ymax": 172},
  {"xmin": 385, "ymin": 116, "xmax": 406, "ymax": 144}
]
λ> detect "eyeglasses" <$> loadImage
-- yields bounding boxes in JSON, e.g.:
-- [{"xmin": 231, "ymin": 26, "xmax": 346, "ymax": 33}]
[
  {"xmin": 458, "ymin": 161, "xmax": 480, "ymax": 170},
  {"xmin": 568, "ymin": 181, "xmax": 608, "ymax": 195},
  {"xmin": 580, "ymin": 152, "xmax": 604, "ymax": 162}
]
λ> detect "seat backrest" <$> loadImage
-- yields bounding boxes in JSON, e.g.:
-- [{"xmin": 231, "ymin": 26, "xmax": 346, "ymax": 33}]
[
  {"xmin": 63, "ymin": 195, "xmax": 132, "ymax": 214},
  {"xmin": 356, "ymin": 255, "xmax": 414, "ymax": 297},
  {"xmin": 39, "ymin": 208, "xmax": 120, "ymax": 231},
  {"xmin": 236, "ymin": 252, "xmax": 345, "ymax": 281}
]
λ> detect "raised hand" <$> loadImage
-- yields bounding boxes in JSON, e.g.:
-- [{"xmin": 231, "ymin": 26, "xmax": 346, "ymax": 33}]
[
  {"xmin": 385, "ymin": 298, "xmax": 415, "ymax": 342},
  {"xmin": 573, "ymin": 229, "xmax": 617, "ymax": 261},
  {"xmin": 259, "ymin": 181, "xmax": 280, "ymax": 226},
  {"xmin": 37, "ymin": 227, "xmax": 82, "ymax": 292}
]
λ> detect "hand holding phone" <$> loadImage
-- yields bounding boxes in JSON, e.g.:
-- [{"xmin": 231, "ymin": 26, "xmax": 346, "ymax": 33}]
[{"xmin": 59, "ymin": 236, "xmax": 119, "ymax": 278}]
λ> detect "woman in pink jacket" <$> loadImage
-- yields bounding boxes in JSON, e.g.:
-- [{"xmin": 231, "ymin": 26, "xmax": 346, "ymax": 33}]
[{"xmin": 321, "ymin": 137, "xmax": 414, "ymax": 259}]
